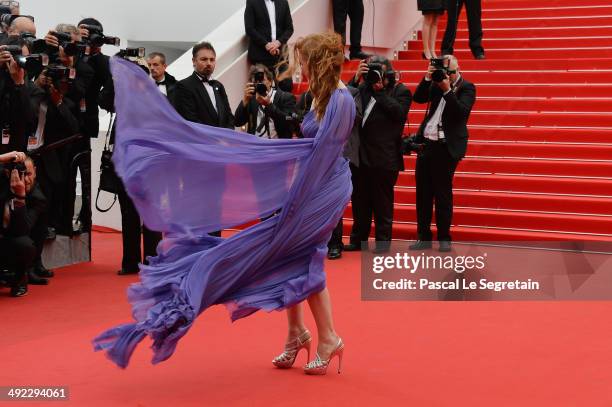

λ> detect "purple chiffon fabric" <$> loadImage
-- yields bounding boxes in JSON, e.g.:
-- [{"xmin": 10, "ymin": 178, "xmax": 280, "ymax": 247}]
[{"xmin": 93, "ymin": 58, "xmax": 356, "ymax": 368}]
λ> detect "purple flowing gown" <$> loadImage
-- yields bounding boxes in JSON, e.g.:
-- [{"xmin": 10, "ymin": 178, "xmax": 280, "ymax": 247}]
[{"xmin": 93, "ymin": 58, "xmax": 356, "ymax": 368}]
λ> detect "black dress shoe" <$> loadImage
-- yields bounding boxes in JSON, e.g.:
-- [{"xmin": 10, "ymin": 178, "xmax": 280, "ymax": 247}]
[
  {"xmin": 327, "ymin": 247, "xmax": 342, "ymax": 260},
  {"xmin": 439, "ymin": 241, "xmax": 452, "ymax": 252},
  {"xmin": 34, "ymin": 265, "xmax": 54, "ymax": 278},
  {"xmin": 349, "ymin": 50, "xmax": 370, "ymax": 60},
  {"xmin": 28, "ymin": 271, "xmax": 48, "ymax": 285},
  {"xmin": 10, "ymin": 285, "xmax": 28, "ymax": 297},
  {"xmin": 117, "ymin": 268, "xmax": 139, "ymax": 276},
  {"xmin": 474, "ymin": 53, "xmax": 486, "ymax": 60},
  {"xmin": 343, "ymin": 243, "xmax": 361, "ymax": 252},
  {"xmin": 44, "ymin": 227, "xmax": 57, "ymax": 240},
  {"xmin": 409, "ymin": 240, "xmax": 433, "ymax": 250}
]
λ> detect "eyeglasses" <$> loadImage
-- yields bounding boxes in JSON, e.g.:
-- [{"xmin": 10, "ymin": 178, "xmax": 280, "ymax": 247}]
[
  {"xmin": 0, "ymin": 1, "xmax": 20, "ymax": 7},
  {"xmin": 447, "ymin": 70, "xmax": 457, "ymax": 75}
]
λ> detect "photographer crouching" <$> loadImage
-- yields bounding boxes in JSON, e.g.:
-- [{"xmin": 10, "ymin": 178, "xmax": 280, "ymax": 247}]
[
  {"xmin": 408, "ymin": 55, "xmax": 476, "ymax": 252},
  {"xmin": 344, "ymin": 56, "xmax": 412, "ymax": 253},
  {"xmin": 0, "ymin": 154, "xmax": 50, "ymax": 296}
]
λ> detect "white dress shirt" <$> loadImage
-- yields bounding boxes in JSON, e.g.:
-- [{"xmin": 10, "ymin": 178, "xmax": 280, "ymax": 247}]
[
  {"xmin": 156, "ymin": 75, "xmax": 168, "ymax": 96},
  {"xmin": 423, "ymin": 74, "xmax": 461, "ymax": 141},
  {"xmin": 264, "ymin": 0, "xmax": 277, "ymax": 41},
  {"xmin": 256, "ymin": 90, "xmax": 277, "ymax": 138},
  {"xmin": 198, "ymin": 75, "xmax": 217, "ymax": 112}
]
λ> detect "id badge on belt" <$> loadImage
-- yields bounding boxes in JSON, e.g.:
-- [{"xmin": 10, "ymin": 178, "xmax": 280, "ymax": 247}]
[{"xmin": 1, "ymin": 127, "xmax": 10, "ymax": 145}]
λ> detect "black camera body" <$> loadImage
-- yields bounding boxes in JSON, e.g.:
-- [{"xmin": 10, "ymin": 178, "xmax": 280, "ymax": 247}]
[
  {"xmin": 401, "ymin": 134, "xmax": 424, "ymax": 156},
  {"xmin": 430, "ymin": 58, "xmax": 449, "ymax": 83},
  {"xmin": 364, "ymin": 62, "xmax": 383, "ymax": 85},
  {"xmin": 3, "ymin": 44, "xmax": 49, "ymax": 73},
  {"xmin": 2, "ymin": 160, "xmax": 26, "ymax": 174},
  {"xmin": 80, "ymin": 24, "xmax": 120, "ymax": 48},
  {"xmin": 118, "ymin": 47, "xmax": 144, "ymax": 59},
  {"xmin": 252, "ymin": 71, "xmax": 268, "ymax": 96},
  {"xmin": 45, "ymin": 63, "xmax": 76, "ymax": 82}
]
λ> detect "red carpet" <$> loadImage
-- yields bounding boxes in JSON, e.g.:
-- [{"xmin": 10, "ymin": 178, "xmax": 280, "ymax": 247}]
[{"xmin": 2, "ymin": 231, "xmax": 612, "ymax": 406}]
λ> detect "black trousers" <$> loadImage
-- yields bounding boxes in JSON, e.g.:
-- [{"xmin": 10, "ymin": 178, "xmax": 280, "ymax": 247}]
[
  {"xmin": 0, "ymin": 236, "xmax": 35, "ymax": 287},
  {"xmin": 441, "ymin": 0, "xmax": 484, "ymax": 56},
  {"xmin": 332, "ymin": 0, "xmax": 364, "ymax": 53},
  {"xmin": 350, "ymin": 165, "xmax": 399, "ymax": 244},
  {"xmin": 117, "ymin": 183, "xmax": 162, "ymax": 271},
  {"xmin": 415, "ymin": 142, "xmax": 459, "ymax": 242},
  {"xmin": 62, "ymin": 139, "xmax": 92, "ymax": 234},
  {"xmin": 328, "ymin": 163, "xmax": 360, "ymax": 250}
]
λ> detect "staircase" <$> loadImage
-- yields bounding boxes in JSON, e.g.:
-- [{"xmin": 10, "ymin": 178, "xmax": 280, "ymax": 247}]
[{"xmin": 338, "ymin": 0, "xmax": 612, "ymax": 243}]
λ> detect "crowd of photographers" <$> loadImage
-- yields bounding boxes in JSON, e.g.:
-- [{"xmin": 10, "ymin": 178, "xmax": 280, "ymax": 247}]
[{"xmin": 1, "ymin": 1, "xmax": 474, "ymax": 297}]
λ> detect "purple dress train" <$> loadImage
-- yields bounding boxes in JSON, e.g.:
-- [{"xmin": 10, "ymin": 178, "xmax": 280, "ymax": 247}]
[{"xmin": 93, "ymin": 58, "xmax": 356, "ymax": 368}]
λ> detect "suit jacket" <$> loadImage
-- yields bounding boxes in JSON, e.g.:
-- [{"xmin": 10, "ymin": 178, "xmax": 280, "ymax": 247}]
[
  {"xmin": 83, "ymin": 53, "xmax": 111, "ymax": 138},
  {"xmin": 413, "ymin": 76, "xmax": 476, "ymax": 160},
  {"xmin": 157, "ymin": 73, "xmax": 178, "ymax": 105},
  {"xmin": 296, "ymin": 87, "xmax": 364, "ymax": 166},
  {"xmin": 245, "ymin": 0, "xmax": 294, "ymax": 65},
  {"xmin": 234, "ymin": 88, "xmax": 296, "ymax": 139},
  {"xmin": 0, "ymin": 175, "xmax": 27, "ymax": 237},
  {"xmin": 0, "ymin": 79, "xmax": 36, "ymax": 154},
  {"xmin": 173, "ymin": 73, "xmax": 235, "ymax": 129},
  {"xmin": 359, "ymin": 82, "xmax": 412, "ymax": 171}
]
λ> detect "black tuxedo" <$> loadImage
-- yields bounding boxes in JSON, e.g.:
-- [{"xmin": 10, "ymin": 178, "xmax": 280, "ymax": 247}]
[
  {"xmin": 173, "ymin": 72, "xmax": 234, "ymax": 237},
  {"xmin": 244, "ymin": 0, "xmax": 294, "ymax": 68},
  {"xmin": 413, "ymin": 76, "xmax": 475, "ymax": 160},
  {"xmin": 155, "ymin": 73, "xmax": 178, "ymax": 104},
  {"xmin": 234, "ymin": 88, "xmax": 296, "ymax": 139},
  {"xmin": 0, "ymin": 79, "xmax": 35, "ymax": 155},
  {"xmin": 173, "ymin": 73, "xmax": 235, "ymax": 129},
  {"xmin": 351, "ymin": 82, "xmax": 412, "ymax": 247},
  {"xmin": 412, "ymin": 75, "xmax": 476, "ymax": 242}
]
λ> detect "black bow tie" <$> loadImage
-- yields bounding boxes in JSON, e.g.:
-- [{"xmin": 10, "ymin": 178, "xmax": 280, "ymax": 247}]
[{"xmin": 156, "ymin": 80, "xmax": 165, "ymax": 86}]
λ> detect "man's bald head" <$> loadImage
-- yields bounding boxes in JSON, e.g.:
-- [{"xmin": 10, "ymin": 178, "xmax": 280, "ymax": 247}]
[{"xmin": 8, "ymin": 16, "xmax": 35, "ymax": 36}]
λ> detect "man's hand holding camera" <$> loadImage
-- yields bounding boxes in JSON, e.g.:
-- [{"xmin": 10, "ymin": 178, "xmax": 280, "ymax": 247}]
[{"xmin": 0, "ymin": 46, "xmax": 25, "ymax": 85}]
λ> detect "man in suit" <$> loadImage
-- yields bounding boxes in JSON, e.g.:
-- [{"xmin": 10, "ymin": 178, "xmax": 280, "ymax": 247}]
[
  {"xmin": 344, "ymin": 56, "xmax": 412, "ymax": 253},
  {"xmin": 410, "ymin": 55, "xmax": 476, "ymax": 252},
  {"xmin": 147, "ymin": 52, "xmax": 177, "ymax": 103},
  {"xmin": 244, "ymin": 0, "xmax": 294, "ymax": 71},
  {"xmin": 333, "ymin": 0, "xmax": 368, "ymax": 60},
  {"xmin": 174, "ymin": 41, "xmax": 234, "ymax": 237},
  {"xmin": 441, "ymin": 0, "xmax": 485, "ymax": 59},
  {"xmin": 174, "ymin": 41, "xmax": 234, "ymax": 130},
  {"xmin": 235, "ymin": 64, "xmax": 295, "ymax": 139},
  {"xmin": 0, "ymin": 154, "xmax": 49, "ymax": 296}
]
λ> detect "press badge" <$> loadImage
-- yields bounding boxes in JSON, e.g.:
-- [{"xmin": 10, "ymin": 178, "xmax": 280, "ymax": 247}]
[{"xmin": 1, "ymin": 128, "xmax": 10, "ymax": 145}]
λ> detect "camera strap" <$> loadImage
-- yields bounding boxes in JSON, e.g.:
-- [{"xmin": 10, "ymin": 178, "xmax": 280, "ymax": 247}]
[{"xmin": 96, "ymin": 113, "xmax": 118, "ymax": 213}]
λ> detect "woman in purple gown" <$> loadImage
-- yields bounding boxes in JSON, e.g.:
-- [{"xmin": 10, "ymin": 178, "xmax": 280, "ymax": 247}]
[{"xmin": 93, "ymin": 32, "xmax": 354, "ymax": 375}]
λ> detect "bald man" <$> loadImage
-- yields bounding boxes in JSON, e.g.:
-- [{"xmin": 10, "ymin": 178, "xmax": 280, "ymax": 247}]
[{"xmin": 7, "ymin": 15, "xmax": 35, "ymax": 37}]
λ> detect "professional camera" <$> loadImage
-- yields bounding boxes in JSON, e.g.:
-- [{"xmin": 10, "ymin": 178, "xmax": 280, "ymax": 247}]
[
  {"xmin": 80, "ymin": 24, "xmax": 120, "ymax": 47},
  {"xmin": 19, "ymin": 32, "xmax": 47, "ymax": 54},
  {"xmin": 117, "ymin": 47, "xmax": 144, "ymax": 60},
  {"xmin": 253, "ymin": 71, "xmax": 268, "ymax": 96},
  {"xmin": 45, "ymin": 63, "xmax": 76, "ymax": 82},
  {"xmin": 2, "ymin": 160, "xmax": 26, "ymax": 173},
  {"xmin": 48, "ymin": 31, "xmax": 87, "ymax": 58},
  {"xmin": 3, "ymin": 44, "xmax": 48, "ymax": 73},
  {"xmin": 430, "ymin": 58, "xmax": 449, "ymax": 83},
  {"xmin": 364, "ymin": 62, "xmax": 383, "ymax": 85},
  {"xmin": 401, "ymin": 134, "xmax": 424, "ymax": 156}
]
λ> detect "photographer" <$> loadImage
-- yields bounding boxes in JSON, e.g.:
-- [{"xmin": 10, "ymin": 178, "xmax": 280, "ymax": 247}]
[
  {"xmin": 98, "ymin": 48, "xmax": 163, "ymax": 276},
  {"xmin": 43, "ymin": 24, "xmax": 94, "ymax": 235},
  {"xmin": 0, "ymin": 153, "xmax": 33, "ymax": 296},
  {"xmin": 344, "ymin": 56, "xmax": 412, "ymax": 253},
  {"xmin": 1, "ymin": 40, "xmax": 35, "ymax": 156},
  {"xmin": 29, "ymin": 38, "xmax": 80, "ymax": 239},
  {"xmin": 0, "ymin": 1, "xmax": 19, "ymax": 42},
  {"xmin": 409, "ymin": 55, "xmax": 476, "ymax": 252},
  {"xmin": 235, "ymin": 64, "xmax": 296, "ymax": 139}
]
